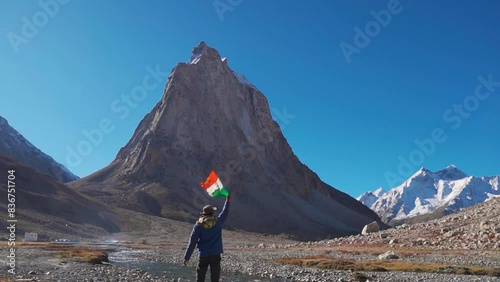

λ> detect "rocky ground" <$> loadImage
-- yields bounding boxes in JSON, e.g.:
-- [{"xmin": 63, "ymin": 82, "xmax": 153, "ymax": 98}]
[
  {"xmin": 317, "ymin": 196, "xmax": 500, "ymax": 251},
  {"xmin": 0, "ymin": 198, "xmax": 499, "ymax": 281},
  {"xmin": 2, "ymin": 243, "xmax": 498, "ymax": 282}
]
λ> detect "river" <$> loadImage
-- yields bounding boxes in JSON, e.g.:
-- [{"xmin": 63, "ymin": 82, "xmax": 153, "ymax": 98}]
[{"xmin": 109, "ymin": 249, "xmax": 287, "ymax": 281}]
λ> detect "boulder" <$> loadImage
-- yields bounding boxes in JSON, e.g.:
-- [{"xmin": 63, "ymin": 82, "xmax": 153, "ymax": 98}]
[
  {"xmin": 361, "ymin": 221, "xmax": 380, "ymax": 235},
  {"xmin": 378, "ymin": 251, "xmax": 399, "ymax": 260},
  {"xmin": 480, "ymin": 220, "xmax": 491, "ymax": 229},
  {"xmin": 389, "ymin": 239, "xmax": 399, "ymax": 244}
]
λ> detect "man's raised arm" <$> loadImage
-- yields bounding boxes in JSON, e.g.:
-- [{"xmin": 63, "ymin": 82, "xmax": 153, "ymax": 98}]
[{"xmin": 218, "ymin": 195, "xmax": 230, "ymax": 224}]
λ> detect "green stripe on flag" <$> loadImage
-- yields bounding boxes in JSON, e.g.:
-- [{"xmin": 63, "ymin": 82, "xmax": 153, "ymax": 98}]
[{"xmin": 211, "ymin": 187, "xmax": 229, "ymax": 198}]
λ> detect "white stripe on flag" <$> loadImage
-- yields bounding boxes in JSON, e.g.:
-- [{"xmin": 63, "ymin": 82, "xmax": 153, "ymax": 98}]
[{"xmin": 206, "ymin": 179, "xmax": 223, "ymax": 195}]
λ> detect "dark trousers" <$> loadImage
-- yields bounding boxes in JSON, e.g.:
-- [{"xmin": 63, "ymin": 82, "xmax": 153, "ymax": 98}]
[{"xmin": 197, "ymin": 254, "xmax": 221, "ymax": 282}]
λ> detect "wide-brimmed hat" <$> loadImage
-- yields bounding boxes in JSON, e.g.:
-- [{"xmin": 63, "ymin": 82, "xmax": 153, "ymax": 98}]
[{"xmin": 201, "ymin": 205, "xmax": 217, "ymax": 215}]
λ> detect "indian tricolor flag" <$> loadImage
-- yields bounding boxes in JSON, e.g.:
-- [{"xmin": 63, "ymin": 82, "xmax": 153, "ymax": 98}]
[{"xmin": 200, "ymin": 170, "xmax": 229, "ymax": 198}]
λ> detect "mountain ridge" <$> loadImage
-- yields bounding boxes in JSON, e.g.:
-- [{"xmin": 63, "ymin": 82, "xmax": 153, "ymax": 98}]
[
  {"xmin": 0, "ymin": 152, "xmax": 117, "ymax": 239},
  {"xmin": 358, "ymin": 165, "xmax": 499, "ymax": 225},
  {"xmin": 0, "ymin": 115, "xmax": 79, "ymax": 183}
]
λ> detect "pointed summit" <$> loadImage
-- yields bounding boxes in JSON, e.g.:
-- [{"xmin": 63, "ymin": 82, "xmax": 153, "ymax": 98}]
[
  {"xmin": 357, "ymin": 187, "xmax": 386, "ymax": 208},
  {"xmin": 189, "ymin": 41, "xmax": 223, "ymax": 64},
  {"xmin": 408, "ymin": 167, "xmax": 433, "ymax": 181},
  {"xmin": 435, "ymin": 164, "xmax": 468, "ymax": 181},
  {"xmin": 418, "ymin": 167, "xmax": 431, "ymax": 173},
  {"xmin": 373, "ymin": 187, "xmax": 386, "ymax": 197}
]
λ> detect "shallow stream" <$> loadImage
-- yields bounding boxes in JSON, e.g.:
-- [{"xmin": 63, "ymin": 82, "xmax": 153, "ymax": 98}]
[{"xmin": 109, "ymin": 249, "xmax": 286, "ymax": 281}]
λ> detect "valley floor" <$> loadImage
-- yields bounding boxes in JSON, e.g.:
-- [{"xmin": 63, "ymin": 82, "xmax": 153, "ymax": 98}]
[
  {"xmin": 1, "ymin": 198, "xmax": 499, "ymax": 281},
  {"xmin": 0, "ymin": 232, "xmax": 498, "ymax": 282}
]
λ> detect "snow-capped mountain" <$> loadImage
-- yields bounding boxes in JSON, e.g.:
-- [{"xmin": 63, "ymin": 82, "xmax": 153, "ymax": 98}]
[
  {"xmin": 357, "ymin": 187, "xmax": 386, "ymax": 208},
  {"xmin": 0, "ymin": 115, "xmax": 79, "ymax": 183},
  {"xmin": 358, "ymin": 165, "xmax": 499, "ymax": 224}
]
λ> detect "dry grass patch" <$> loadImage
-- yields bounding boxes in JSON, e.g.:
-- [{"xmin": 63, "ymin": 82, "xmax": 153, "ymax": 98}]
[
  {"xmin": 276, "ymin": 255, "xmax": 500, "ymax": 277},
  {"xmin": 52, "ymin": 247, "xmax": 109, "ymax": 264},
  {"xmin": 314, "ymin": 245, "xmax": 462, "ymax": 258},
  {"xmin": 0, "ymin": 242, "xmax": 49, "ymax": 249}
]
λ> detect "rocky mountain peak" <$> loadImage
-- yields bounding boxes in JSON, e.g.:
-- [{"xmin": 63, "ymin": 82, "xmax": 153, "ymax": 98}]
[{"xmin": 73, "ymin": 42, "xmax": 382, "ymax": 240}]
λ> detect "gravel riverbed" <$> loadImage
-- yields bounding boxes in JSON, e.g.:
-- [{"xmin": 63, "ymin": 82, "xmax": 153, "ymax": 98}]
[{"xmin": 4, "ymin": 246, "xmax": 498, "ymax": 282}]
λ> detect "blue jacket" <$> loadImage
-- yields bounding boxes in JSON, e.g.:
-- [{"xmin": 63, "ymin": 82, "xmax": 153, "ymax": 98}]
[{"xmin": 184, "ymin": 201, "xmax": 230, "ymax": 260}]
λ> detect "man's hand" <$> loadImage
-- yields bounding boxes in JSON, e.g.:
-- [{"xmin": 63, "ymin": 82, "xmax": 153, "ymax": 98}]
[
  {"xmin": 183, "ymin": 259, "xmax": 189, "ymax": 266},
  {"xmin": 226, "ymin": 194, "xmax": 231, "ymax": 202}
]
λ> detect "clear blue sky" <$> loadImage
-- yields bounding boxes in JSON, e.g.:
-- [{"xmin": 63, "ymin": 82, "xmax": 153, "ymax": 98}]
[{"xmin": 1, "ymin": 1, "xmax": 499, "ymax": 197}]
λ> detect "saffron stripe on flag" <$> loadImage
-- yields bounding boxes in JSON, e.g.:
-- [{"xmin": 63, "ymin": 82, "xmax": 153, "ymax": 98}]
[
  {"xmin": 200, "ymin": 170, "xmax": 229, "ymax": 198},
  {"xmin": 200, "ymin": 170, "xmax": 219, "ymax": 189}
]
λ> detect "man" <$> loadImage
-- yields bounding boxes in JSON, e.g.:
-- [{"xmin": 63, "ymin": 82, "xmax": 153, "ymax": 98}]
[{"xmin": 184, "ymin": 195, "xmax": 230, "ymax": 282}]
